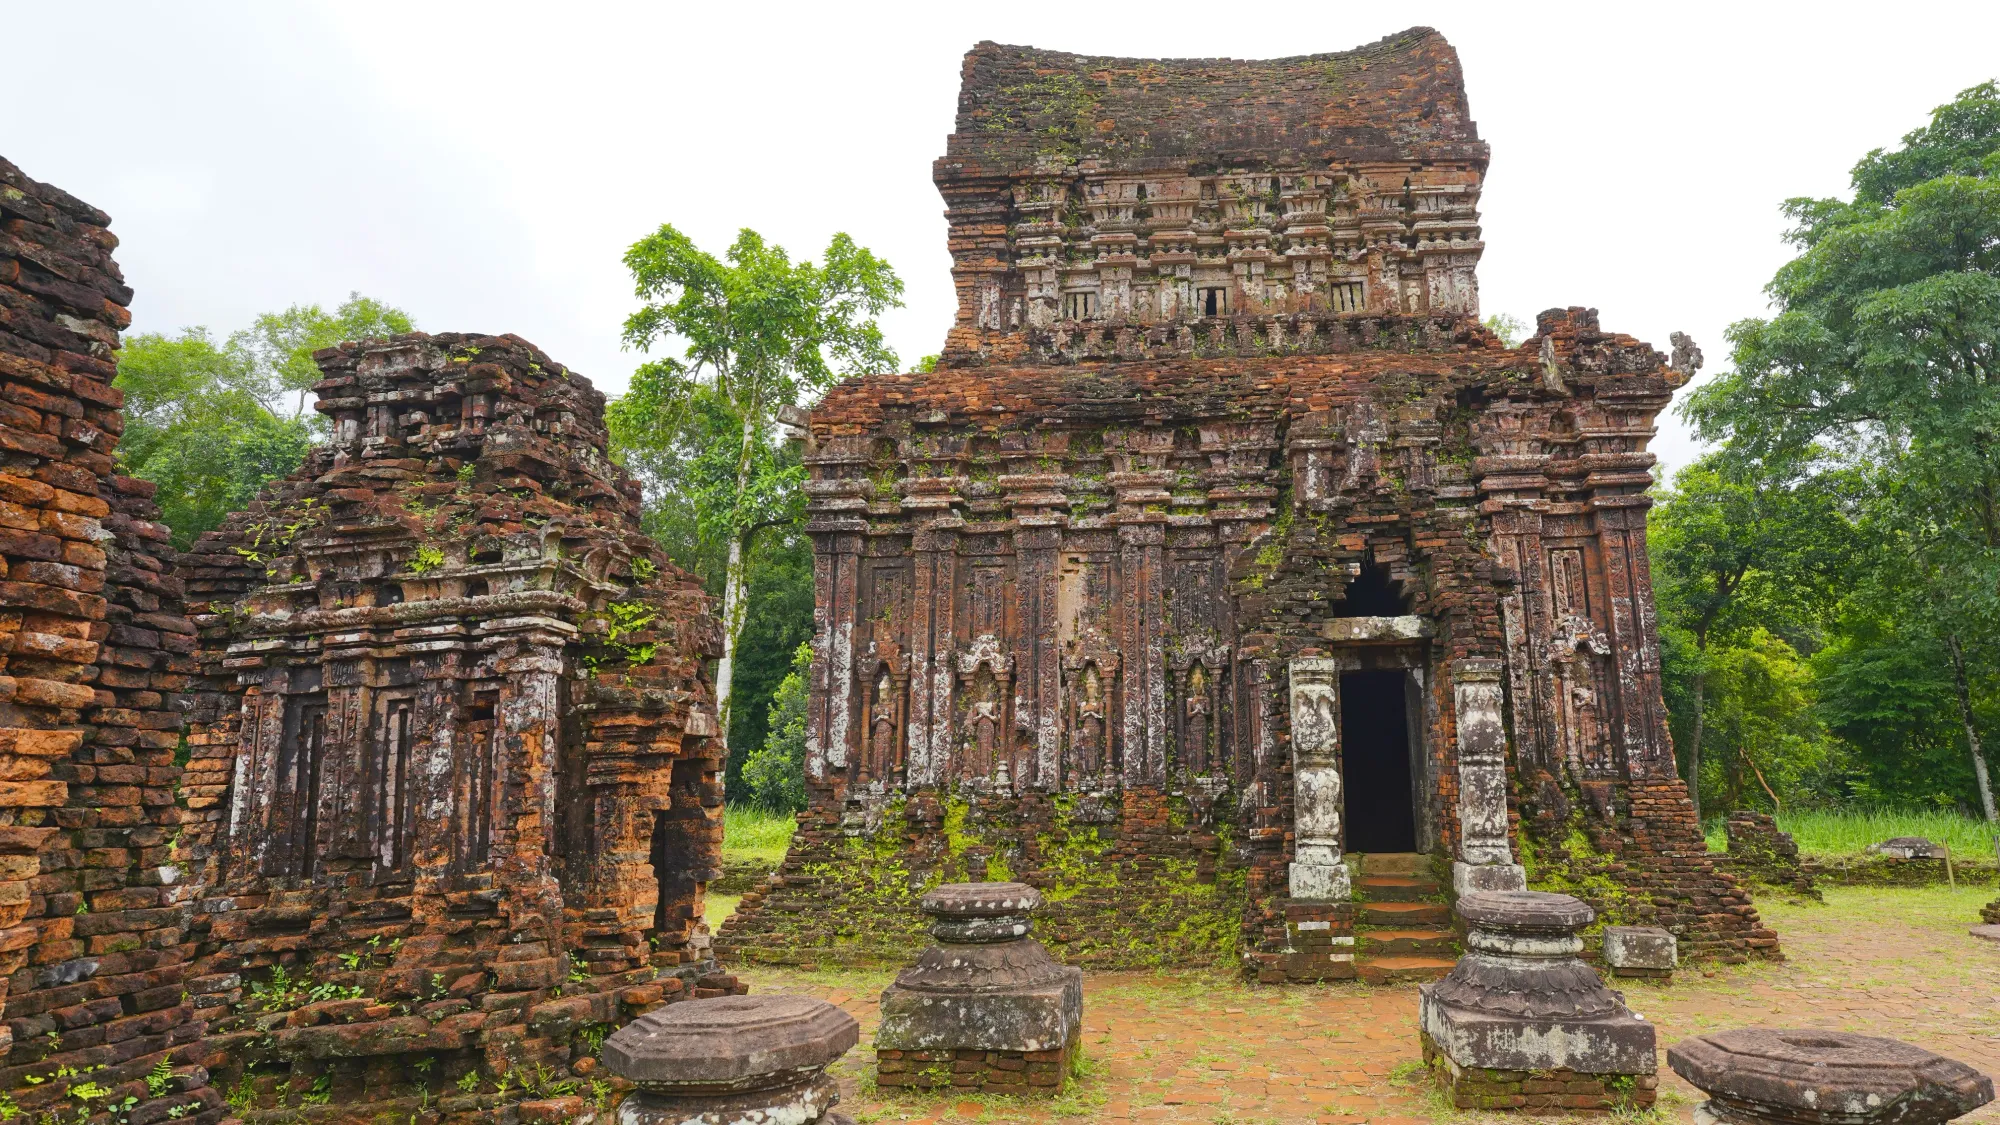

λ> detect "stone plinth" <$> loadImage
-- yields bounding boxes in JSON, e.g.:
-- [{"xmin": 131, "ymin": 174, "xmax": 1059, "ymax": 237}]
[
  {"xmin": 1870, "ymin": 837, "xmax": 1947, "ymax": 860},
  {"xmin": 1668, "ymin": 1029, "xmax": 1993, "ymax": 1125},
  {"xmin": 603, "ymin": 994, "xmax": 860, "ymax": 1125},
  {"xmin": 1603, "ymin": 926, "xmax": 1677, "ymax": 979},
  {"xmin": 1419, "ymin": 891, "xmax": 1656, "ymax": 1111},
  {"xmin": 876, "ymin": 882, "xmax": 1083, "ymax": 1095}
]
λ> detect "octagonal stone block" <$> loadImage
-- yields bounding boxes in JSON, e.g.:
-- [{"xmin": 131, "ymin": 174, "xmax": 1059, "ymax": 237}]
[
  {"xmin": 603, "ymin": 994, "xmax": 859, "ymax": 1125},
  {"xmin": 1669, "ymin": 1029, "xmax": 1992, "ymax": 1125}
]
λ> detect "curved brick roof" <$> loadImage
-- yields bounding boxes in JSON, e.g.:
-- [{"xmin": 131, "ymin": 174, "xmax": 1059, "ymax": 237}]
[{"xmin": 940, "ymin": 27, "xmax": 1488, "ymax": 177}]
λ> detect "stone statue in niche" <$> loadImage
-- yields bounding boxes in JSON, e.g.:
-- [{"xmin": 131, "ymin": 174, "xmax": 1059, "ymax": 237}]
[
  {"xmin": 856, "ymin": 630, "xmax": 907, "ymax": 786},
  {"xmin": 867, "ymin": 669, "xmax": 897, "ymax": 785},
  {"xmin": 1547, "ymin": 547, "xmax": 1617, "ymax": 794},
  {"xmin": 954, "ymin": 634, "xmax": 1014, "ymax": 788},
  {"xmin": 1185, "ymin": 665, "xmax": 1212, "ymax": 776},
  {"xmin": 1074, "ymin": 666, "xmax": 1107, "ymax": 776},
  {"xmin": 1170, "ymin": 643, "xmax": 1229, "ymax": 782},
  {"xmin": 968, "ymin": 674, "xmax": 1002, "ymax": 784},
  {"xmin": 1062, "ymin": 627, "xmax": 1121, "ymax": 789}
]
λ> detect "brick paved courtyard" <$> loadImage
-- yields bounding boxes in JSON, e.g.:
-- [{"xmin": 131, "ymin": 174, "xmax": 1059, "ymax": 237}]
[{"xmin": 736, "ymin": 885, "xmax": 2000, "ymax": 1124}]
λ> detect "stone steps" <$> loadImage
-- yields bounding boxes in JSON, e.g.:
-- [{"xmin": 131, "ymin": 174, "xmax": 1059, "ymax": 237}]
[
  {"xmin": 1359, "ymin": 900, "xmax": 1451, "ymax": 926},
  {"xmin": 1358, "ymin": 927, "xmax": 1459, "ymax": 956},
  {"xmin": 1357, "ymin": 955, "xmax": 1460, "ymax": 984},
  {"xmin": 1357, "ymin": 875, "xmax": 1440, "ymax": 902},
  {"xmin": 1351, "ymin": 852, "xmax": 1459, "ymax": 984}
]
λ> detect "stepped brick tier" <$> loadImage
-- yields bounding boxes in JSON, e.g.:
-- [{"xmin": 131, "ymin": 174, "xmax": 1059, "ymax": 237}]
[
  {"xmin": 875, "ymin": 882, "xmax": 1082, "ymax": 1095},
  {"xmin": 604, "ymin": 994, "xmax": 860, "ymax": 1125},
  {"xmin": 1668, "ymin": 1030, "xmax": 1993, "ymax": 1125},
  {"xmin": 720, "ymin": 29, "xmax": 1778, "ymax": 979},
  {"xmin": 0, "ymin": 157, "xmax": 226, "ymax": 1123},
  {"xmin": 1723, "ymin": 811, "xmax": 1820, "ymax": 901},
  {"xmin": 1419, "ymin": 891, "xmax": 1656, "ymax": 1111},
  {"xmin": 174, "ymin": 334, "xmax": 740, "ymax": 1115}
]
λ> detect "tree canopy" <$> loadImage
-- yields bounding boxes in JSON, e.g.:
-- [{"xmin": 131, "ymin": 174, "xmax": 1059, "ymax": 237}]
[
  {"xmin": 609, "ymin": 225, "xmax": 902, "ymax": 752},
  {"xmin": 115, "ymin": 293, "xmax": 413, "ymax": 545},
  {"xmin": 1654, "ymin": 80, "xmax": 2000, "ymax": 820}
]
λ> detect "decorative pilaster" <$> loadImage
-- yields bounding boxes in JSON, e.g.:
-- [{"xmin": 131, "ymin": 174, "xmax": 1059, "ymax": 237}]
[
  {"xmin": 1451, "ymin": 657, "xmax": 1525, "ymax": 894},
  {"xmin": 1287, "ymin": 657, "xmax": 1349, "ymax": 901}
]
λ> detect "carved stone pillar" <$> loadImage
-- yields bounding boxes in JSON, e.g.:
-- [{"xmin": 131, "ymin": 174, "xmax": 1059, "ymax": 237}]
[
  {"xmin": 1452, "ymin": 657, "xmax": 1526, "ymax": 894},
  {"xmin": 1287, "ymin": 657, "xmax": 1349, "ymax": 901}
]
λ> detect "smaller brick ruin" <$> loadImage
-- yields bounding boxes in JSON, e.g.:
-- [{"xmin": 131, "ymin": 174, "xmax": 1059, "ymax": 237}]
[{"xmin": 174, "ymin": 334, "xmax": 738, "ymax": 1114}]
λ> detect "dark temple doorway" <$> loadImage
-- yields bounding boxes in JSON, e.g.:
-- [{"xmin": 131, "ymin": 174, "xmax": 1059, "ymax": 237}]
[{"xmin": 1340, "ymin": 669, "xmax": 1418, "ymax": 853}]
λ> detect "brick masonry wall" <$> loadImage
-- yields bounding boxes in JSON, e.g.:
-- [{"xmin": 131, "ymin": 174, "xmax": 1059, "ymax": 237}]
[
  {"xmin": 0, "ymin": 155, "xmax": 224, "ymax": 1122},
  {"xmin": 720, "ymin": 787, "xmax": 1243, "ymax": 970},
  {"xmin": 746, "ymin": 310, "xmax": 1779, "ymax": 976}
]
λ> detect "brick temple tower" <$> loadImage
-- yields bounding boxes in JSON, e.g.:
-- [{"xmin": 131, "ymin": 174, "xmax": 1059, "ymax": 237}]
[{"xmin": 723, "ymin": 28, "xmax": 1778, "ymax": 980}]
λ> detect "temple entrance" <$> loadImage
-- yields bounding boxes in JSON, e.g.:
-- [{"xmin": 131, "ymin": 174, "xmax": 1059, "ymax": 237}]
[{"xmin": 1340, "ymin": 669, "xmax": 1417, "ymax": 853}]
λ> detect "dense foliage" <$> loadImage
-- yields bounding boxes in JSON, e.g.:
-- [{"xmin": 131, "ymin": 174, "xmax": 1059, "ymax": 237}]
[
  {"xmin": 610, "ymin": 226, "xmax": 901, "ymax": 756},
  {"xmin": 114, "ymin": 294, "xmax": 413, "ymax": 545},
  {"xmin": 1654, "ymin": 81, "xmax": 2000, "ymax": 821}
]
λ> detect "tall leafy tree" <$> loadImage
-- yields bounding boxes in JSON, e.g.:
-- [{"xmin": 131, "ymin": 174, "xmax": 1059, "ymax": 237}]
[
  {"xmin": 1683, "ymin": 79, "xmax": 2000, "ymax": 821},
  {"xmin": 1649, "ymin": 451, "xmax": 1847, "ymax": 819},
  {"xmin": 612, "ymin": 226, "xmax": 902, "ymax": 745},
  {"xmin": 116, "ymin": 293, "xmax": 413, "ymax": 545}
]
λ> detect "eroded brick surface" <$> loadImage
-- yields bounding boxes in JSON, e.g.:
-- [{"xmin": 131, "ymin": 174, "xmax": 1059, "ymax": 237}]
[
  {"xmin": 0, "ymin": 155, "xmax": 225, "ymax": 1124},
  {"xmin": 170, "ymin": 335, "xmax": 740, "ymax": 1114}
]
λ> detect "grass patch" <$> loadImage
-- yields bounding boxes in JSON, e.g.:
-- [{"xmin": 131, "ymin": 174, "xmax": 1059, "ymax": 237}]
[
  {"xmin": 724, "ymin": 803, "xmax": 798, "ymax": 864},
  {"xmin": 1704, "ymin": 807, "xmax": 1999, "ymax": 859}
]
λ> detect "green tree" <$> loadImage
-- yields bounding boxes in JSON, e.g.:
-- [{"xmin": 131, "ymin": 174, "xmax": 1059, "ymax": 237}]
[
  {"xmin": 1481, "ymin": 312, "xmax": 1527, "ymax": 348},
  {"xmin": 613, "ymin": 226, "xmax": 902, "ymax": 745},
  {"xmin": 115, "ymin": 293, "xmax": 413, "ymax": 545},
  {"xmin": 1682, "ymin": 79, "xmax": 2000, "ymax": 822},
  {"xmin": 1649, "ymin": 451, "xmax": 1847, "ymax": 820},
  {"xmin": 741, "ymin": 642, "xmax": 812, "ymax": 813}
]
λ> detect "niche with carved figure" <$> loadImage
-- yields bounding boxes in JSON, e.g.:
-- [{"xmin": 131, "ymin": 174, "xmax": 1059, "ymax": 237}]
[
  {"xmin": 954, "ymin": 637, "xmax": 1014, "ymax": 787},
  {"xmin": 1172, "ymin": 645, "xmax": 1230, "ymax": 782},
  {"xmin": 1062, "ymin": 628, "xmax": 1121, "ymax": 787},
  {"xmin": 1546, "ymin": 546, "xmax": 1618, "ymax": 787}
]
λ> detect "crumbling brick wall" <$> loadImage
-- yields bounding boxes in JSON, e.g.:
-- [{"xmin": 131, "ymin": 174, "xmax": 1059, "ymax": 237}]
[
  {"xmin": 0, "ymin": 156, "xmax": 223, "ymax": 1123},
  {"xmin": 173, "ymin": 334, "xmax": 738, "ymax": 1119}
]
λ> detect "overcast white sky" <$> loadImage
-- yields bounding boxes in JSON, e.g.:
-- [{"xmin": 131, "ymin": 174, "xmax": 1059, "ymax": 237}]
[{"xmin": 6, "ymin": 1, "xmax": 1997, "ymax": 474}]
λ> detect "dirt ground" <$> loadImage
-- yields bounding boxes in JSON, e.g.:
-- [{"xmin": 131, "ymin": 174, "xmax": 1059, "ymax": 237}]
[{"xmin": 736, "ymin": 885, "xmax": 2000, "ymax": 1124}]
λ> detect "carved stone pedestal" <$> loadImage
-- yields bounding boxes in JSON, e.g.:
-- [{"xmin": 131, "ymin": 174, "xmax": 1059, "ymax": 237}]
[
  {"xmin": 602, "ymin": 995, "xmax": 860, "ymax": 1125},
  {"xmin": 1419, "ymin": 891, "xmax": 1656, "ymax": 1111},
  {"xmin": 1668, "ymin": 1029, "xmax": 1993, "ymax": 1125},
  {"xmin": 876, "ymin": 882, "xmax": 1083, "ymax": 1095}
]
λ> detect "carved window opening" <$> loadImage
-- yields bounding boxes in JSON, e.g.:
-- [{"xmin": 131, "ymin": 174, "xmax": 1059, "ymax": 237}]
[
  {"xmin": 1333, "ymin": 562, "xmax": 1411, "ymax": 617},
  {"xmin": 456, "ymin": 692, "xmax": 498, "ymax": 869},
  {"xmin": 269, "ymin": 694, "xmax": 328, "ymax": 878},
  {"xmin": 462, "ymin": 577, "xmax": 488, "ymax": 598},
  {"xmin": 378, "ymin": 584, "xmax": 404, "ymax": 606},
  {"xmin": 1331, "ymin": 281, "xmax": 1366, "ymax": 313},
  {"xmin": 1199, "ymin": 287, "xmax": 1229, "ymax": 317},
  {"xmin": 1549, "ymin": 548, "xmax": 1589, "ymax": 618},
  {"xmin": 368, "ymin": 697, "xmax": 415, "ymax": 871},
  {"xmin": 1064, "ymin": 291, "xmax": 1098, "ymax": 320}
]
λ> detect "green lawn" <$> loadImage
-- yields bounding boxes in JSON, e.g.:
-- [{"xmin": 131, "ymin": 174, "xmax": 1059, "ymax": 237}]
[
  {"xmin": 1705, "ymin": 807, "xmax": 2000, "ymax": 860},
  {"xmin": 724, "ymin": 803, "xmax": 798, "ymax": 864}
]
